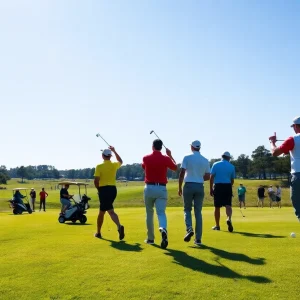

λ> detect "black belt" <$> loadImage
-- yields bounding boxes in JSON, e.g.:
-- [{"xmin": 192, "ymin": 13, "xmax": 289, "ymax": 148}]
[{"xmin": 146, "ymin": 182, "xmax": 166, "ymax": 186}]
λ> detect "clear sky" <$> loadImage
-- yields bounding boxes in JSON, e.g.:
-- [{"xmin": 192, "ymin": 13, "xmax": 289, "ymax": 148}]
[{"xmin": 1, "ymin": 0, "xmax": 299, "ymax": 170}]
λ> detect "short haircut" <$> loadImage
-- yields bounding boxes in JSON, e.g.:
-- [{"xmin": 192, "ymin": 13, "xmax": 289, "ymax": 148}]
[
  {"xmin": 153, "ymin": 139, "xmax": 163, "ymax": 151},
  {"xmin": 222, "ymin": 155, "xmax": 230, "ymax": 160}
]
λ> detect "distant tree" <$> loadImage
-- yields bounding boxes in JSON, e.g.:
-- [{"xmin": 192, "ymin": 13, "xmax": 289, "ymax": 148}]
[
  {"xmin": 52, "ymin": 169, "xmax": 60, "ymax": 179},
  {"xmin": 25, "ymin": 165, "xmax": 36, "ymax": 180},
  {"xmin": 90, "ymin": 168, "xmax": 95, "ymax": 179},
  {"xmin": 67, "ymin": 169, "xmax": 76, "ymax": 179},
  {"xmin": 0, "ymin": 165, "xmax": 10, "ymax": 184},
  {"xmin": 210, "ymin": 158, "xmax": 221, "ymax": 166},
  {"xmin": 234, "ymin": 154, "xmax": 252, "ymax": 178},
  {"xmin": 273, "ymin": 155, "xmax": 291, "ymax": 179},
  {"xmin": 251, "ymin": 146, "xmax": 272, "ymax": 179},
  {"xmin": 17, "ymin": 166, "xmax": 28, "ymax": 183}
]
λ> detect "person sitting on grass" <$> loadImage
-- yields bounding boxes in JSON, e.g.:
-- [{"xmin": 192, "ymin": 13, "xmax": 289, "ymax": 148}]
[{"xmin": 60, "ymin": 184, "xmax": 73, "ymax": 215}]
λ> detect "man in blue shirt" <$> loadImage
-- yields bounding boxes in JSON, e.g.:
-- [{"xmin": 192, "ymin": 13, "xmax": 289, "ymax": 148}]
[{"xmin": 210, "ymin": 151, "xmax": 235, "ymax": 232}]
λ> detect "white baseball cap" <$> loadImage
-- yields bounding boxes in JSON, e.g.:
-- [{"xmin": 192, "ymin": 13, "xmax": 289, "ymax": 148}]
[
  {"xmin": 291, "ymin": 116, "xmax": 300, "ymax": 127},
  {"xmin": 102, "ymin": 149, "xmax": 112, "ymax": 156},
  {"xmin": 191, "ymin": 140, "xmax": 201, "ymax": 148},
  {"xmin": 222, "ymin": 151, "xmax": 231, "ymax": 158}
]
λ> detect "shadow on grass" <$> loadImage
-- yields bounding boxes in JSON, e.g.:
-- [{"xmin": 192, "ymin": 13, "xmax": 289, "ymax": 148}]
[
  {"xmin": 232, "ymin": 231, "xmax": 285, "ymax": 238},
  {"xmin": 152, "ymin": 245, "xmax": 271, "ymax": 283},
  {"xmin": 196, "ymin": 245, "xmax": 265, "ymax": 265},
  {"xmin": 101, "ymin": 238, "xmax": 143, "ymax": 252}
]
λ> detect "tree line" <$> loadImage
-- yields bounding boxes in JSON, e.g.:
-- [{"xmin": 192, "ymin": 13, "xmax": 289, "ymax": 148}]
[{"xmin": 0, "ymin": 145, "xmax": 291, "ymax": 185}]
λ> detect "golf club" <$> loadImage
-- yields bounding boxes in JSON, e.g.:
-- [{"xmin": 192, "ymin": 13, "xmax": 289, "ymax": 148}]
[
  {"xmin": 96, "ymin": 133, "xmax": 110, "ymax": 147},
  {"xmin": 150, "ymin": 130, "xmax": 166, "ymax": 149},
  {"xmin": 239, "ymin": 209, "xmax": 245, "ymax": 217},
  {"xmin": 274, "ymin": 132, "xmax": 284, "ymax": 142}
]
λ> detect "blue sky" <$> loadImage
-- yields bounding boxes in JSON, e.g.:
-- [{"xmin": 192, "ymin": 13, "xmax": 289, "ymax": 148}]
[{"xmin": 1, "ymin": 0, "xmax": 299, "ymax": 170}]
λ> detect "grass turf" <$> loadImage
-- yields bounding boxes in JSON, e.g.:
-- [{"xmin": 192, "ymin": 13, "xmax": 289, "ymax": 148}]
[
  {"xmin": 0, "ymin": 178, "xmax": 293, "ymax": 211},
  {"xmin": 0, "ymin": 207, "xmax": 299, "ymax": 300}
]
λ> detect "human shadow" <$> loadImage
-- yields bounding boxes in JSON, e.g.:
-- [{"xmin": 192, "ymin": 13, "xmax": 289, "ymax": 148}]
[
  {"xmin": 101, "ymin": 238, "xmax": 143, "ymax": 252},
  {"xmin": 232, "ymin": 231, "xmax": 285, "ymax": 239},
  {"xmin": 152, "ymin": 245, "xmax": 271, "ymax": 283},
  {"xmin": 64, "ymin": 223, "xmax": 92, "ymax": 226},
  {"xmin": 197, "ymin": 245, "xmax": 265, "ymax": 265}
]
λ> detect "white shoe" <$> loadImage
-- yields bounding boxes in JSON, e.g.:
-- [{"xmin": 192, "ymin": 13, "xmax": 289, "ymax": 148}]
[{"xmin": 159, "ymin": 227, "xmax": 168, "ymax": 249}]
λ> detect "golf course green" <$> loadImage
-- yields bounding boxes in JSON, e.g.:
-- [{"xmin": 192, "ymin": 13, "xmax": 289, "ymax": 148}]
[{"xmin": 0, "ymin": 179, "xmax": 299, "ymax": 299}]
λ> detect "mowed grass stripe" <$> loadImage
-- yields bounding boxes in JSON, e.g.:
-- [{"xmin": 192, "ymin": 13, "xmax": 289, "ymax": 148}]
[{"xmin": 0, "ymin": 207, "xmax": 299, "ymax": 300}]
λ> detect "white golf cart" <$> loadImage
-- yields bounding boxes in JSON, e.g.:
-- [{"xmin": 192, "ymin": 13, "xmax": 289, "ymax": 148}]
[
  {"xmin": 9, "ymin": 188, "xmax": 33, "ymax": 215},
  {"xmin": 57, "ymin": 181, "xmax": 91, "ymax": 224}
]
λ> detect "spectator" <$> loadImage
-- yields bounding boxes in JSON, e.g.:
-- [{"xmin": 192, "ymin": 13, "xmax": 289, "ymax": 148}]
[
  {"xmin": 257, "ymin": 185, "xmax": 265, "ymax": 208},
  {"xmin": 29, "ymin": 188, "xmax": 36, "ymax": 212},
  {"xmin": 39, "ymin": 188, "xmax": 48, "ymax": 212},
  {"xmin": 267, "ymin": 185, "xmax": 275, "ymax": 208},
  {"xmin": 275, "ymin": 185, "xmax": 282, "ymax": 208},
  {"xmin": 237, "ymin": 183, "xmax": 247, "ymax": 209}
]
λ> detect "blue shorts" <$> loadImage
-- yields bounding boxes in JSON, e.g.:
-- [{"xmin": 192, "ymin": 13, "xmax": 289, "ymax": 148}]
[{"xmin": 60, "ymin": 198, "xmax": 71, "ymax": 208}]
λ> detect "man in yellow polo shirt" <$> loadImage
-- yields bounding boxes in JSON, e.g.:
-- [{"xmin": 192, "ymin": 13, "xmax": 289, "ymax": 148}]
[{"xmin": 94, "ymin": 146, "xmax": 125, "ymax": 240}]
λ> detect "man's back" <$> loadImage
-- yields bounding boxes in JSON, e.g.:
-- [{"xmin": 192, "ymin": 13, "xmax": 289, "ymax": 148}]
[
  {"xmin": 258, "ymin": 187, "xmax": 265, "ymax": 197},
  {"xmin": 181, "ymin": 152, "xmax": 210, "ymax": 183},
  {"xmin": 94, "ymin": 161, "xmax": 121, "ymax": 187},
  {"xmin": 143, "ymin": 151, "xmax": 176, "ymax": 183},
  {"xmin": 211, "ymin": 160, "xmax": 235, "ymax": 184}
]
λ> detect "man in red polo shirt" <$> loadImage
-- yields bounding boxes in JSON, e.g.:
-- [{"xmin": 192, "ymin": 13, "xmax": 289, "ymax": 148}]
[
  {"xmin": 142, "ymin": 139, "xmax": 177, "ymax": 249},
  {"xmin": 269, "ymin": 116, "xmax": 300, "ymax": 221}
]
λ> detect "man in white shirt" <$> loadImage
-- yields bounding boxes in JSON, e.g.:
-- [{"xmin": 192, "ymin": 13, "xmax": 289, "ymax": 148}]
[
  {"xmin": 178, "ymin": 140, "xmax": 210, "ymax": 245},
  {"xmin": 267, "ymin": 185, "xmax": 275, "ymax": 208},
  {"xmin": 275, "ymin": 185, "xmax": 282, "ymax": 208},
  {"xmin": 269, "ymin": 116, "xmax": 300, "ymax": 221}
]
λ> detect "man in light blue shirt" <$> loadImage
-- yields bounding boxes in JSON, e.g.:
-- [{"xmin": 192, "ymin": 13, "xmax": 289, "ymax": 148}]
[
  {"xmin": 210, "ymin": 151, "xmax": 235, "ymax": 232},
  {"xmin": 178, "ymin": 140, "xmax": 210, "ymax": 245}
]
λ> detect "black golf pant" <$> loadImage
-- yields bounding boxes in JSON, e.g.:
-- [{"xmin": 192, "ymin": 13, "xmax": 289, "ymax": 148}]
[{"xmin": 40, "ymin": 199, "xmax": 46, "ymax": 211}]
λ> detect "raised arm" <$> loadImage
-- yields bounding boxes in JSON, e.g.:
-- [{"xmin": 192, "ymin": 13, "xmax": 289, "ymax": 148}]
[
  {"xmin": 109, "ymin": 146, "xmax": 123, "ymax": 165},
  {"xmin": 166, "ymin": 148, "xmax": 177, "ymax": 171}
]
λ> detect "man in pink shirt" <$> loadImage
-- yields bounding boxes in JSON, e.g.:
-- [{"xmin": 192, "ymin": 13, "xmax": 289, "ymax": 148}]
[{"xmin": 269, "ymin": 116, "xmax": 300, "ymax": 222}]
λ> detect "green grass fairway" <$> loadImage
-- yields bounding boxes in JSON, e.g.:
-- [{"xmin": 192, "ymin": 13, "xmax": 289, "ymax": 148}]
[
  {"xmin": 1, "ymin": 207, "xmax": 299, "ymax": 300},
  {"xmin": 0, "ymin": 178, "xmax": 293, "ymax": 211}
]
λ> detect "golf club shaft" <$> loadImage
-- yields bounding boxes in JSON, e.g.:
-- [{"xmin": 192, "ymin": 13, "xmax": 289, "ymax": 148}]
[
  {"xmin": 274, "ymin": 132, "xmax": 284, "ymax": 142},
  {"xmin": 152, "ymin": 131, "xmax": 167, "ymax": 149},
  {"xmin": 96, "ymin": 133, "xmax": 110, "ymax": 147}
]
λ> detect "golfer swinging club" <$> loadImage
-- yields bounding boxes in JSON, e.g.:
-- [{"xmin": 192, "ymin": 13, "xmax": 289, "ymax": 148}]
[
  {"xmin": 142, "ymin": 139, "xmax": 177, "ymax": 249},
  {"xmin": 269, "ymin": 116, "xmax": 300, "ymax": 222},
  {"xmin": 94, "ymin": 146, "xmax": 125, "ymax": 240}
]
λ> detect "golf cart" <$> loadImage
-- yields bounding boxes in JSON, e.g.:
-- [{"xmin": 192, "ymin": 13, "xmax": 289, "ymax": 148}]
[
  {"xmin": 9, "ymin": 188, "xmax": 32, "ymax": 215},
  {"xmin": 57, "ymin": 181, "xmax": 91, "ymax": 224}
]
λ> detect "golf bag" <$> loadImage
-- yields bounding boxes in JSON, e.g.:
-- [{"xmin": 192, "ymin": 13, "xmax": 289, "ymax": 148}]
[{"xmin": 58, "ymin": 194, "xmax": 90, "ymax": 224}]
